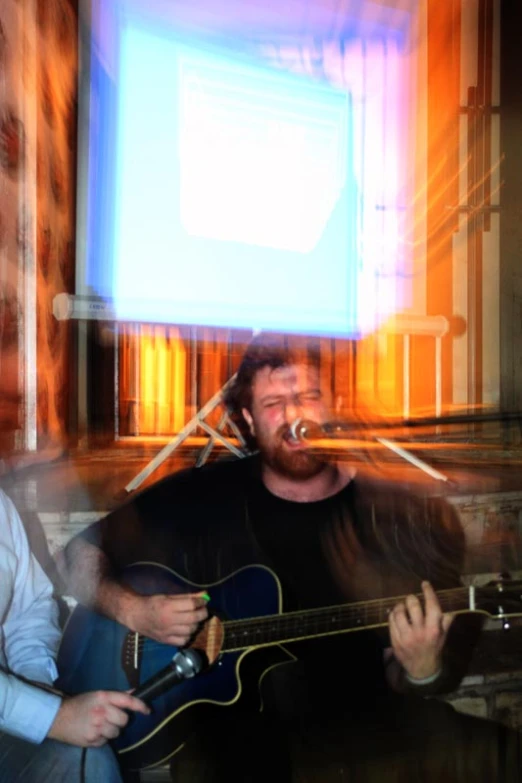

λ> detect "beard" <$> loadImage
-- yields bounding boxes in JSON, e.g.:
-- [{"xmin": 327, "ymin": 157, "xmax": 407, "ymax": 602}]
[{"xmin": 257, "ymin": 426, "xmax": 326, "ymax": 481}]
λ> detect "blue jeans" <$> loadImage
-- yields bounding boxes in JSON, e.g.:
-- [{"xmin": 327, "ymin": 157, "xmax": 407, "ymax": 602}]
[{"xmin": 0, "ymin": 731, "xmax": 122, "ymax": 782}]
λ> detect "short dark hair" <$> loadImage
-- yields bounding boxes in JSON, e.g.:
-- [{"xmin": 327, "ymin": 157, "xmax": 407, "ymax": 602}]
[{"xmin": 223, "ymin": 332, "xmax": 321, "ymax": 446}]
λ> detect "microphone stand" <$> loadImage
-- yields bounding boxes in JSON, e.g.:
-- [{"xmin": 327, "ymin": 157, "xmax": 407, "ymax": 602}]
[
  {"xmin": 294, "ymin": 414, "xmax": 522, "ymax": 489},
  {"xmin": 294, "ymin": 420, "xmax": 455, "ymax": 486},
  {"xmin": 324, "ymin": 410, "xmax": 522, "ymax": 488},
  {"xmin": 317, "ymin": 409, "xmax": 522, "ymax": 434},
  {"xmin": 372, "ymin": 437, "xmax": 455, "ymax": 486}
]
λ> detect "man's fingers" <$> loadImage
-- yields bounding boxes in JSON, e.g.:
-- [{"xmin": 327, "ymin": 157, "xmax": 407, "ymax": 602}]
[
  {"xmin": 135, "ymin": 593, "xmax": 210, "ymax": 644},
  {"xmin": 103, "ymin": 703, "xmax": 130, "ymax": 729},
  {"xmin": 161, "ymin": 600, "xmax": 209, "ymax": 626},
  {"xmin": 422, "ymin": 581, "xmax": 442, "ymax": 614},
  {"xmin": 421, "ymin": 581, "xmax": 447, "ymax": 632},
  {"xmin": 164, "ymin": 593, "xmax": 209, "ymax": 612},
  {"xmin": 390, "ymin": 583, "xmax": 451, "ymax": 640},
  {"xmin": 105, "ymin": 691, "xmax": 151, "ymax": 715},
  {"xmin": 172, "ymin": 628, "xmax": 195, "ymax": 644},
  {"xmin": 186, "ymin": 607, "xmax": 210, "ymax": 624},
  {"xmin": 390, "ymin": 603, "xmax": 410, "ymax": 636},
  {"xmin": 164, "ymin": 633, "xmax": 199, "ymax": 647},
  {"xmin": 162, "ymin": 611, "xmax": 208, "ymax": 638},
  {"xmin": 405, "ymin": 594, "xmax": 423, "ymax": 626},
  {"xmin": 99, "ymin": 721, "xmax": 121, "ymax": 741}
]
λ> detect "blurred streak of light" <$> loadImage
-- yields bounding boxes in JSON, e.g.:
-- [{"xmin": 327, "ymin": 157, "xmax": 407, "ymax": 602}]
[
  {"xmin": 115, "ymin": 2, "xmax": 499, "ymax": 432},
  {"xmin": 134, "ymin": 326, "xmax": 186, "ymax": 435},
  {"xmin": 156, "ymin": 330, "xmax": 169, "ymax": 431},
  {"xmin": 403, "ymin": 156, "xmax": 501, "ymax": 257},
  {"xmin": 304, "ymin": 439, "xmax": 518, "ymax": 453},
  {"xmin": 140, "ymin": 326, "xmax": 155, "ymax": 433}
]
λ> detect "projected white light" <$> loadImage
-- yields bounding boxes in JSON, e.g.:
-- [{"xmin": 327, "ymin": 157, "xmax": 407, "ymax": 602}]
[
  {"xmin": 178, "ymin": 52, "xmax": 348, "ymax": 254},
  {"xmin": 88, "ymin": 20, "xmax": 358, "ymax": 335}
]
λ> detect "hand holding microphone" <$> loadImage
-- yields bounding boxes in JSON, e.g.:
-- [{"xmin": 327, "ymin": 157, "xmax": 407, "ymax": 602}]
[{"xmin": 132, "ymin": 648, "xmax": 206, "ymax": 705}]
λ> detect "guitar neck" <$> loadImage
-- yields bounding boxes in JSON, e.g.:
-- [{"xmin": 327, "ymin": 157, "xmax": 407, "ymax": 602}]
[{"xmin": 221, "ymin": 586, "xmax": 473, "ymax": 651}]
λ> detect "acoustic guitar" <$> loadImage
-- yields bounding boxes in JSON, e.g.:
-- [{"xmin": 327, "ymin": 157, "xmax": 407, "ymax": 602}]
[{"xmin": 56, "ymin": 562, "xmax": 522, "ymax": 771}]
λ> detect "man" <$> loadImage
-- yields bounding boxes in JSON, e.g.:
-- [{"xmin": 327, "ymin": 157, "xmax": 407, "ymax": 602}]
[
  {"xmin": 65, "ymin": 333, "xmax": 519, "ymax": 781},
  {"xmin": 0, "ymin": 300, "xmax": 150, "ymax": 782},
  {"xmin": 0, "ymin": 487, "xmax": 151, "ymax": 782}
]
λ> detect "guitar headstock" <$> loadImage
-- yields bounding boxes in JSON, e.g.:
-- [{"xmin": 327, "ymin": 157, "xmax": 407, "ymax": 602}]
[{"xmin": 475, "ymin": 580, "xmax": 522, "ymax": 623}]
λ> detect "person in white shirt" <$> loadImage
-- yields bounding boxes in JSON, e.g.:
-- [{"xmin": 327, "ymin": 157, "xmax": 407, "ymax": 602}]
[{"xmin": 0, "ymin": 488, "xmax": 149, "ymax": 782}]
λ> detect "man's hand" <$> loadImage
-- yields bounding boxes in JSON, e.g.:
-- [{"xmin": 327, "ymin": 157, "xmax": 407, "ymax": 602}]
[
  {"xmin": 63, "ymin": 540, "xmax": 209, "ymax": 647},
  {"xmin": 126, "ymin": 592, "xmax": 209, "ymax": 646},
  {"xmin": 48, "ymin": 691, "xmax": 150, "ymax": 747},
  {"xmin": 389, "ymin": 581, "xmax": 453, "ymax": 680}
]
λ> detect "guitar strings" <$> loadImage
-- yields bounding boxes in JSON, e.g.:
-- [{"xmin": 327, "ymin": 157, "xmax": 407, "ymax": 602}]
[
  {"xmin": 131, "ymin": 585, "xmax": 498, "ymax": 654},
  {"xmin": 218, "ymin": 587, "xmax": 472, "ymax": 643}
]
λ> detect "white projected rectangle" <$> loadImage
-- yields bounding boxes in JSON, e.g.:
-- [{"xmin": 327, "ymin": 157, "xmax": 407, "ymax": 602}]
[
  {"xmin": 85, "ymin": 15, "xmax": 358, "ymax": 335},
  {"xmin": 178, "ymin": 52, "xmax": 347, "ymax": 254}
]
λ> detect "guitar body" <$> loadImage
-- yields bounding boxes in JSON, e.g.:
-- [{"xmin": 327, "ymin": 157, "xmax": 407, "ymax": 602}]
[
  {"xmin": 56, "ymin": 563, "xmax": 294, "ymax": 770},
  {"xmin": 58, "ymin": 562, "xmax": 522, "ymax": 771}
]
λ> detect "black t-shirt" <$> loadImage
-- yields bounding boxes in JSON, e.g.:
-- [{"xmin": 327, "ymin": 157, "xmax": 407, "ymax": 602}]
[
  {"xmin": 245, "ymin": 476, "xmax": 391, "ymax": 707},
  {"xmin": 80, "ymin": 456, "xmax": 261, "ymax": 583},
  {"xmin": 75, "ymin": 455, "xmax": 464, "ymax": 710},
  {"xmin": 247, "ymin": 478, "xmax": 357, "ymax": 609}
]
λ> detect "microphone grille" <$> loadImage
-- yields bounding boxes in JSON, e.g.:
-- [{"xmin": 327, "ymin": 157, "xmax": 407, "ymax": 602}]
[
  {"xmin": 289, "ymin": 419, "xmax": 323, "ymax": 440},
  {"xmin": 173, "ymin": 648, "xmax": 205, "ymax": 678},
  {"xmin": 289, "ymin": 418, "xmax": 304, "ymax": 440}
]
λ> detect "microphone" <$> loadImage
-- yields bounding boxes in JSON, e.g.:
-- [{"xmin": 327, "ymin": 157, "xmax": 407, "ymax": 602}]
[
  {"xmin": 289, "ymin": 418, "xmax": 353, "ymax": 441},
  {"xmin": 132, "ymin": 648, "xmax": 205, "ymax": 705},
  {"xmin": 289, "ymin": 419, "xmax": 457, "ymax": 487}
]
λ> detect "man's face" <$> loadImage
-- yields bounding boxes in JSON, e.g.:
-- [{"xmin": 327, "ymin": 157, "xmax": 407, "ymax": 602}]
[{"xmin": 242, "ymin": 363, "xmax": 329, "ymax": 480}]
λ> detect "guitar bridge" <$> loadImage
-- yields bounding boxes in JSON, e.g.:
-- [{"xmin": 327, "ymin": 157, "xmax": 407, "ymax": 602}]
[{"xmin": 122, "ymin": 631, "xmax": 142, "ymax": 688}]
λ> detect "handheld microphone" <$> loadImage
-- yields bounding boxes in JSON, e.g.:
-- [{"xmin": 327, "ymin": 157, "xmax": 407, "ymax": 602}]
[{"xmin": 132, "ymin": 648, "xmax": 205, "ymax": 705}]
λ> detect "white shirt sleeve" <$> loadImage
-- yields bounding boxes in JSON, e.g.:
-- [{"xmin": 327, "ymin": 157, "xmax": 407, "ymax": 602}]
[
  {"xmin": 0, "ymin": 490, "xmax": 63, "ymax": 743},
  {"xmin": 0, "ymin": 671, "xmax": 62, "ymax": 744}
]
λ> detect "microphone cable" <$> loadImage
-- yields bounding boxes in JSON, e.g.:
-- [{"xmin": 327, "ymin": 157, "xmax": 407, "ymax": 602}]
[{"xmin": 80, "ymin": 747, "xmax": 86, "ymax": 783}]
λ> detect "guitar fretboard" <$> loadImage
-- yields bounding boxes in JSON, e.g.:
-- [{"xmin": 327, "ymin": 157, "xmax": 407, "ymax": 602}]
[{"xmin": 221, "ymin": 587, "xmax": 473, "ymax": 650}]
